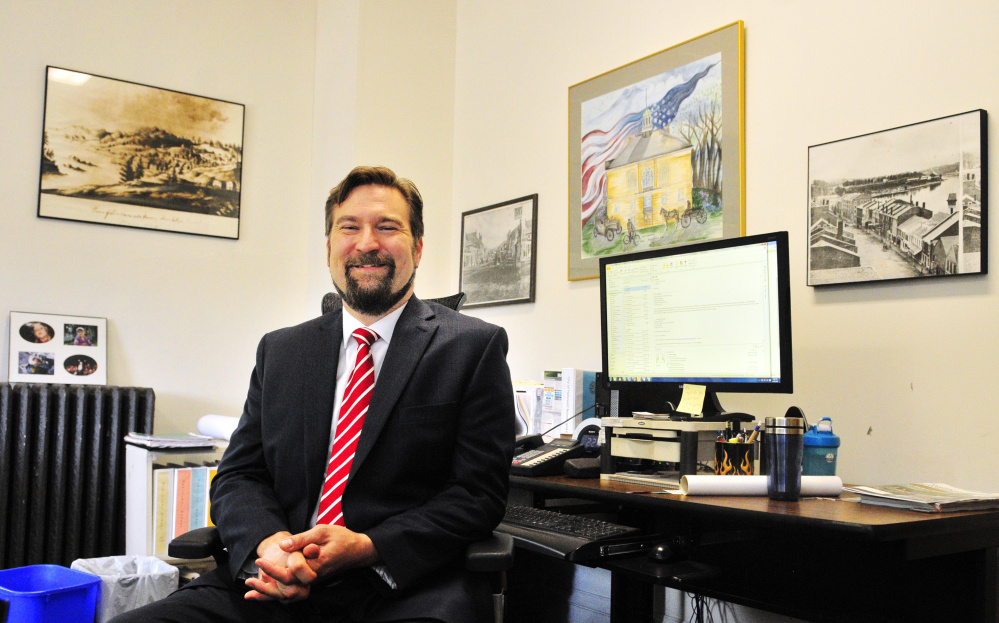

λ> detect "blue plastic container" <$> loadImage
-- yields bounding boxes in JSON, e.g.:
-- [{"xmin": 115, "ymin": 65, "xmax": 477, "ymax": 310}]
[
  {"xmin": 802, "ymin": 417, "xmax": 840, "ymax": 476},
  {"xmin": 0, "ymin": 564, "xmax": 101, "ymax": 623}
]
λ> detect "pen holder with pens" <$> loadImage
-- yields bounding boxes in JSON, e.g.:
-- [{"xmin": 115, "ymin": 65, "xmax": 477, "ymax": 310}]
[{"xmin": 714, "ymin": 441, "xmax": 754, "ymax": 475}]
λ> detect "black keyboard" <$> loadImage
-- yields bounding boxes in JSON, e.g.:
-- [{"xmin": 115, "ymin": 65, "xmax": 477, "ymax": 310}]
[
  {"xmin": 499, "ymin": 505, "xmax": 654, "ymax": 562},
  {"xmin": 503, "ymin": 505, "xmax": 635, "ymax": 540}
]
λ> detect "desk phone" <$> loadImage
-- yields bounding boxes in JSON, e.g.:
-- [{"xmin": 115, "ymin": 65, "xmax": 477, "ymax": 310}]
[{"xmin": 510, "ymin": 435, "xmax": 585, "ymax": 477}]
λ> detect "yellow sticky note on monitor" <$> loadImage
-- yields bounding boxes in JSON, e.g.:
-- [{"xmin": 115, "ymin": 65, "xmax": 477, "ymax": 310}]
[{"xmin": 676, "ymin": 384, "xmax": 706, "ymax": 416}]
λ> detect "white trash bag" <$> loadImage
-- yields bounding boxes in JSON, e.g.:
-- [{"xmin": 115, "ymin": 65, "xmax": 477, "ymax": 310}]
[{"xmin": 71, "ymin": 555, "xmax": 178, "ymax": 622}]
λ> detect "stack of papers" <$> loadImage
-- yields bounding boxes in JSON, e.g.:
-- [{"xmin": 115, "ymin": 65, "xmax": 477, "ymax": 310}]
[
  {"xmin": 605, "ymin": 471, "xmax": 681, "ymax": 489},
  {"xmin": 844, "ymin": 483, "xmax": 999, "ymax": 513},
  {"xmin": 124, "ymin": 432, "xmax": 216, "ymax": 449}
]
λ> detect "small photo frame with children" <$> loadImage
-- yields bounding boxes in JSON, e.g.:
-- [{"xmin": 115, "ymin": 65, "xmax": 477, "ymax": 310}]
[{"xmin": 8, "ymin": 311, "xmax": 107, "ymax": 385}]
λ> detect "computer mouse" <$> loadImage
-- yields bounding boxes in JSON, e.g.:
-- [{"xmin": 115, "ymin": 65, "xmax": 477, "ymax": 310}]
[{"xmin": 648, "ymin": 542, "xmax": 675, "ymax": 563}]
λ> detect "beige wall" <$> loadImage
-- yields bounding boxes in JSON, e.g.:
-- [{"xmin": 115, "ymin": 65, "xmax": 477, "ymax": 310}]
[
  {"xmin": 448, "ymin": 0, "xmax": 999, "ymax": 494},
  {"xmin": 0, "ymin": 0, "xmax": 319, "ymax": 433},
  {"xmin": 308, "ymin": 0, "xmax": 459, "ymax": 306},
  {"xmin": 4, "ymin": 0, "xmax": 998, "ymax": 500}
]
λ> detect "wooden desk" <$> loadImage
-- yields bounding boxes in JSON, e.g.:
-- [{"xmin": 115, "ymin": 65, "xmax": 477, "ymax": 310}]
[{"xmin": 510, "ymin": 475, "xmax": 999, "ymax": 622}]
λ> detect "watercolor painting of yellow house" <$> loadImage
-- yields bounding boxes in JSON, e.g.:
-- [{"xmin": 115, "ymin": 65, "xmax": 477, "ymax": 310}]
[{"xmin": 604, "ymin": 109, "xmax": 693, "ymax": 230}]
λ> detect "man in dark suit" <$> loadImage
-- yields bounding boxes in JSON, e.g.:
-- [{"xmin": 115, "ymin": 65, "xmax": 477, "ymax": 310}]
[{"xmin": 114, "ymin": 166, "xmax": 515, "ymax": 623}]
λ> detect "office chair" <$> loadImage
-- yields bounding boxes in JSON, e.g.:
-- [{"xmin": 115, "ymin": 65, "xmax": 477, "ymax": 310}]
[
  {"xmin": 321, "ymin": 290, "xmax": 468, "ymax": 314},
  {"xmin": 169, "ymin": 527, "xmax": 513, "ymax": 622},
  {"xmin": 168, "ymin": 290, "xmax": 514, "ymax": 622}
]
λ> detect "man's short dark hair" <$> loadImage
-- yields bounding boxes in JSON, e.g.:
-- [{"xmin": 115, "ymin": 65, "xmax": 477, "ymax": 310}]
[{"xmin": 325, "ymin": 166, "xmax": 424, "ymax": 240}]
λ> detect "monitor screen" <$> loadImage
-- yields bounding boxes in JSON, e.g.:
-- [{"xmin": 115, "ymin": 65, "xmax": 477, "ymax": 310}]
[{"xmin": 599, "ymin": 231, "xmax": 792, "ymax": 418}]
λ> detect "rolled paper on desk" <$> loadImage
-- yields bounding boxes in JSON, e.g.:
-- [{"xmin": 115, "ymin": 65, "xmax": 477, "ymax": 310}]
[
  {"xmin": 680, "ymin": 475, "xmax": 843, "ymax": 497},
  {"xmin": 197, "ymin": 414, "xmax": 240, "ymax": 441}
]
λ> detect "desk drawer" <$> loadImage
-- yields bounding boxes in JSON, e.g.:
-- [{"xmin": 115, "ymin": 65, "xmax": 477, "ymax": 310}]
[
  {"xmin": 610, "ymin": 434, "xmax": 715, "ymax": 463},
  {"xmin": 612, "ymin": 436, "xmax": 680, "ymax": 462}
]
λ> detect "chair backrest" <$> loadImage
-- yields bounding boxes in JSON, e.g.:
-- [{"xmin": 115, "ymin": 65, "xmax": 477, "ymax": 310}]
[{"xmin": 322, "ymin": 291, "xmax": 466, "ymax": 315}]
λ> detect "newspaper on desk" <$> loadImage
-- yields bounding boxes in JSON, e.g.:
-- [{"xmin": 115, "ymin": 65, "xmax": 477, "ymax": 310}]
[
  {"xmin": 843, "ymin": 482, "xmax": 999, "ymax": 512},
  {"xmin": 124, "ymin": 431, "xmax": 216, "ymax": 449}
]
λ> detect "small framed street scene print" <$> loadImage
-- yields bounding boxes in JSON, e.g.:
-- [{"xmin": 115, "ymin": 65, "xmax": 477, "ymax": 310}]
[
  {"xmin": 459, "ymin": 194, "xmax": 538, "ymax": 309},
  {"xmin": 808, "ymin": 110, "xmax": 987, "ymax": 286},
  {"xmin": 38, "ymin": 67, "xmax": 244, "ymax": 239}
]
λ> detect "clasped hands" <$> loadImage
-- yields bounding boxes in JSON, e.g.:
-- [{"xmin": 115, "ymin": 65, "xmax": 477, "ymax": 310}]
[{"xmin": 244, "ymin": 525, "xmax": 378, "ymax": 603}]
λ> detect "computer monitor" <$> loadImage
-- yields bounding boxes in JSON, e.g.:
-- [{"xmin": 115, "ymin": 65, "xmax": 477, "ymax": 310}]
[{"xmin": 599, "ymin": 231, "xmax": 792, "ymax": 420}]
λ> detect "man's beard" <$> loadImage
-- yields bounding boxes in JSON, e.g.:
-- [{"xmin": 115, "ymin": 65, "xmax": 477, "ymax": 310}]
[{"xmin": 334, "ymin": 251, "xmax": 414, "ymax": 317}]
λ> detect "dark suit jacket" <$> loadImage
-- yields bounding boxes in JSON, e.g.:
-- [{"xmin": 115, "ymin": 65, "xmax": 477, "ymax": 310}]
[{"xmin": 207, "ymin": 297, "xmax": 515, "ymax": 621}]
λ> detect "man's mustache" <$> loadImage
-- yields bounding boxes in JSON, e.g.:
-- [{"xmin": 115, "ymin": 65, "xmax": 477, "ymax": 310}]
[{"xmin": 345, "ymin": 253, "xmax": 395, "ymax": 270}]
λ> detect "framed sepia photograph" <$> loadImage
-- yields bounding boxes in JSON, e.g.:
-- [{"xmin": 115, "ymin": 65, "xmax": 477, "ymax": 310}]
[
  {"xmin": 568, "ymin": 21, "xmax": 745, "ymax": 280},
  {"xmin": 808, "ymin": 110, "xmax": 988, "ymax": 286},
  {"xmin": 8, "ymin": 311, "xmax": 108, "ymax": 385},
  {"xmin": 459, "ymin": 194, "xmax": 538, "ymax": 309},
  {"xmin": 38, "ymin": 67, "xmax": 244, "ymax": 239}
]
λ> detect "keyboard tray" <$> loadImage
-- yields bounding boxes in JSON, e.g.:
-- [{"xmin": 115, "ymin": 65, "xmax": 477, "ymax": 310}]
[{"xmin": 498, "ymin": 505, "xmax": 653, "ymax": 562}]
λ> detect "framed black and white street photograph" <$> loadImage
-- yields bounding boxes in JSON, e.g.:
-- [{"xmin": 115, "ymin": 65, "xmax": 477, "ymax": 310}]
[
  {"xmin": 38, "ymin": 67, "xmax": 244, "ymax": 239},
  {"xmin": 8, "ymin": 311, "xmax": 108, "ymax": 385},
  {"xmin": 459, "ymin": 194, "xmax": 538, "ymax": 309},
  {"xmin": 808, "ymin": 110, "xmax": 987, "ymax": 286}
]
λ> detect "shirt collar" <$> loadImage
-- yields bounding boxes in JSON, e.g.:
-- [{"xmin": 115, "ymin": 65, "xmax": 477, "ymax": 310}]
[{"xmin": 341, "ymin": 299, "xmax": 410, "ymax": 347}]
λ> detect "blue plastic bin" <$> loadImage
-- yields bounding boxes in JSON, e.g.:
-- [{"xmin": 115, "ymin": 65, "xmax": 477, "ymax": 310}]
[{"xmin": 0, "ymin": 564, "xmax": 100, "ymax": 623}]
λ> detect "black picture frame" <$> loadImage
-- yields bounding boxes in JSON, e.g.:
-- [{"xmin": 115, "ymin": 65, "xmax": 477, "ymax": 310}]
[
  {"xmin": 459, "ymin": 194, "xmax": 538, "ymax": 309},
  {"xmin": 807, "ymin": 109, "xmax": 987, "ymax": 286},
  {"xmin": 38, "ymin": 66, "xmax": 245, "ymax": 239}
]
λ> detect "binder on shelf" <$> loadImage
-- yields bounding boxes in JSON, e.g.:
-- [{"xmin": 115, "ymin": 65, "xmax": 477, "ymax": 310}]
[
  {"xmin": 152, "ymin": 467, "xmax": 172, "ymax": 555},
  {"xmin": 512, "ymin": 380, "xmax": 543, "ymax": 435},
  {"xmin": 188, "ymin": 466, "xmax": 209, "ymax": 530},
  {"xmin": 206, "ymin": 465, "xmax": 219, "ymax": 527},
  {"xmin": 540, "ymin": 369, "xmax": 598, "ymax": 438},
  {"xmin": 125, "ymin": 443, "xmax": 225, "ymax": 559},
  {"xmin": 560, "ymin": 368, "xmax": 598, "ymax": 434},
  {"xmin": 172, "ymin": 467, "xmax": 192, "ymax": 538},
  {"xmin": 540, "ymin": 370, "xmax": 564, "ymax": 438}
]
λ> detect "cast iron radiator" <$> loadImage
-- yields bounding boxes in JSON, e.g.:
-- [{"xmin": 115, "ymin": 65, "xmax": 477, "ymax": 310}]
[{"xmin": 0, "ymin": 383, "xmax": 154, "ymax": 569}]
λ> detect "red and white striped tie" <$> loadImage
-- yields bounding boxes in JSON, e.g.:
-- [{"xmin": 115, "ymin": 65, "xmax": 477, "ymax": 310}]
[{"xmin": 317, "ymin": 327, "xmax": 379, "ymax": 526}]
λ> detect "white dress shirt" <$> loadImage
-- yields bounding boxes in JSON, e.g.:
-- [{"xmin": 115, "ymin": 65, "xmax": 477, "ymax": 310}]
[{"xmin": 308, "ymin": 300, "xmax": 410, "ymax": 587}]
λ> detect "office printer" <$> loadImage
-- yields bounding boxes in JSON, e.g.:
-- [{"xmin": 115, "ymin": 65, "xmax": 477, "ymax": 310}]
[{"xmin": 599, "ymin": 415, "xmax": 756, "ymax": 480}]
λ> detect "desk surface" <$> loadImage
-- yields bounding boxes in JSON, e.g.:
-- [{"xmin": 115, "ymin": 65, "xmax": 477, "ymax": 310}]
[
  {"xmin": 510, "ymin": 475, "xmax": 999, "ymax": 622},
  {"xmin": 511, "ymin": 474, "xmax": 999, "ymax": 549}
]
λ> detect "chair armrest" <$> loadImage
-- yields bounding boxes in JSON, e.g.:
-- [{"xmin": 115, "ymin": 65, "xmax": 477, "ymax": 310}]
[
  {"xmin": 465, "ymin": 532, "xmax": 514, "ymax": 573},
  {"xmin": 168, "ymin": 526, "xmax": 224, "ymax": 560},
  {"xmin": 169, "ymin": 526, "xmax": 513, "ymax": 575}
]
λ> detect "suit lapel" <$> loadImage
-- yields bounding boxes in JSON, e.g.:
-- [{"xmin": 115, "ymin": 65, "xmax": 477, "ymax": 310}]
[
  {"xmin": 351, "ymin": 298, "xmax": 437, "ymax": 475},
  {"xmin": 303, "ymin": 311, "xmax": 343, "ymax": 512}
]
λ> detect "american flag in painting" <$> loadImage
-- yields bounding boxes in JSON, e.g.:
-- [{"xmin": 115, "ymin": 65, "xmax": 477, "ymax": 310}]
[{"xmin": 580, "ymin": 59, "xmax": 719, "ymax": 225}]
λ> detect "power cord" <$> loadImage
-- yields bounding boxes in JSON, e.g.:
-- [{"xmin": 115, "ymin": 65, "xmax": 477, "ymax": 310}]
[{"xmin": 686, "ymin": 592, "xmax": 718, "ymax": 623}]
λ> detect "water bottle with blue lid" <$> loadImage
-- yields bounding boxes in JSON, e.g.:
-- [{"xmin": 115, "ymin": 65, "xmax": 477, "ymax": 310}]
[{"xmin": 802, "ymin": 417, "xmax": 840, "ymax": 476}]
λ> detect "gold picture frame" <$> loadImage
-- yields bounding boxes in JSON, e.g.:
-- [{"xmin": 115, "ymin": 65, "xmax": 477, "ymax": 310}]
[{"xmin": 568, "ymin": 21, "xmax": 745, "ymax": 280}]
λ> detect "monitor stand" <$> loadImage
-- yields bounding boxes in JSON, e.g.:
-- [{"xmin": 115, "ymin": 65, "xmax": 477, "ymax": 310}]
[{"xmin": 615, "ymin": 386, "xmax": 754, "ymax": 423}]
